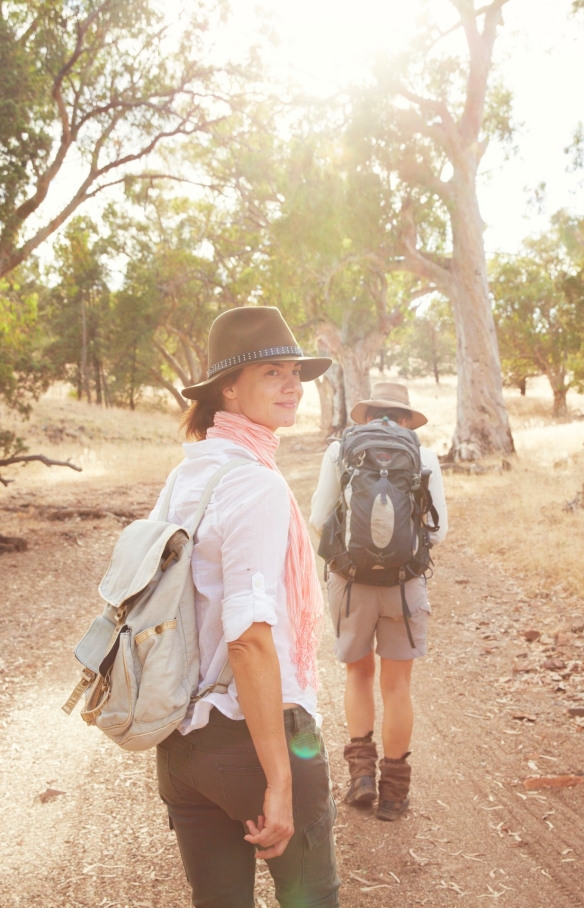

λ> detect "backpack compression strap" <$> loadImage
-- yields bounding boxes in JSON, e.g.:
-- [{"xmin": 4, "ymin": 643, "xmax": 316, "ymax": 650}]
[{"xmin": 188, "ymin": 456, "xmax": 256, "ymax": 701}]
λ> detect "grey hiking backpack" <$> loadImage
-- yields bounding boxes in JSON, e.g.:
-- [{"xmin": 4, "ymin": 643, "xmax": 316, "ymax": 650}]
[
  {"xmin": 62, "ymin": 457, "xmax": 254, "ymax": 751},
  {"xmin": 317, "ymin": 419, "xmax": 439, "ymax": 646}
]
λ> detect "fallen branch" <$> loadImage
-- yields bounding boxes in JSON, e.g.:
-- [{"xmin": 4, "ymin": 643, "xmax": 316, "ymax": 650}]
[
  {"xmin": 523, "ymin": 775, "xmax": 584, "ymax": 790},
  {"xmin": 0, "ymin": 452, "xmax": 83, "ymax": 487},
  {"xmin": 0, "ymin": 453, "xmax": 83, "ymax": 471}
]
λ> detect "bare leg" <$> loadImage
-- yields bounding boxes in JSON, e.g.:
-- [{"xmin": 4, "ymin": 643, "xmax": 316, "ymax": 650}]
[
  {"xmin": 379, "ymin": 658, "xmax": 413, "ymax": 759},
  {"xmin": 344, "ymin": 651, "xmax": 376, "ymax": 737}
]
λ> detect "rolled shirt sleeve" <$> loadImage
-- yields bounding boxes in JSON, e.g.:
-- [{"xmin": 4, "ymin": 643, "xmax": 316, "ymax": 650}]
[
  {"xmin": 309, "ymin": 441, "xmax": 342, "ymax": 536},
  {"xmin": 216, "ymin": 466, "xmax": 291, "ymax": 643},
  {"xmin": 421, "ymin": 446, "xmax": 448, "ymax": 545}
]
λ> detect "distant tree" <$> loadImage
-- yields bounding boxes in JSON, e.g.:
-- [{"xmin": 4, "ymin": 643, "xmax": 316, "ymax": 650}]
[
  {"xmin": 103, "ymin": 181, "xmax": 265, "ymax": 409},
  {"xmin": 340, "ymin": 0, "xmax": 516, "ymax": 460},
  {"xmin": 387, "ymin": 298, "xmax": 456, "ymax": 384},
  {"xmin": 46, "ymin": 217, "xmax": 112, "ymax": 404},
  {"xmin": 490, "ymin": 220, "xmax": 584, "ymax": 417},
  {"xmin": 0, "ymin": 0, "xmax": 245, "ymax": 278},
  {"xmin": 0, "ymin": 265, "xmax": 80, "ymax": 488}
]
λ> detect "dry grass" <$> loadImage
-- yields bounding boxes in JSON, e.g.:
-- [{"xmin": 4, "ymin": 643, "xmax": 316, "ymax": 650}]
[
  {"xmin": 409, "ymin": 375, "xmax": 584, "ymax": 602},
  {"xmin": 2, "ymin": 376, "xmax": 583, "ymax": 602}
]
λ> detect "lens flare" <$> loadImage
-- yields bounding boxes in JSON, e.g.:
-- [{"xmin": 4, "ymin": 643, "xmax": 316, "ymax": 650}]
[{"xmin": 289, "ymin": 733, "xmax": 320, "ymax": 760}]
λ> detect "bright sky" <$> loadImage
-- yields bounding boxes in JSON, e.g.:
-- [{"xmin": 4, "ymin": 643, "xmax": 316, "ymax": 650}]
[
  {"xmin": 39, "ymin": 0, "xmax": 584, "ymax": 264},
  {"xmin": 223, "ymin": 0, "xmax": 584, "ymax": 254}
]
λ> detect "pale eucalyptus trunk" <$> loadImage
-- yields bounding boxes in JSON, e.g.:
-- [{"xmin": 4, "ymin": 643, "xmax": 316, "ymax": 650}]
[
  {"xmin": 447, "ymin": 171, "xmax": 514, "ymax": 460},
  {"xmin": 316, "ymin": 321, "xmax": 384, "ymax": 423}
]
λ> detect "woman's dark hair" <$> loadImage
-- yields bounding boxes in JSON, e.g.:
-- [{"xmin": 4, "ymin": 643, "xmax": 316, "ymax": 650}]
[
  {"xmin": 180, "ymin": 369, "xmax": 243, "ymax": 441},
  {"xmin": 365, "ymin": 406, "xmax": 411, "ymax": 425}
]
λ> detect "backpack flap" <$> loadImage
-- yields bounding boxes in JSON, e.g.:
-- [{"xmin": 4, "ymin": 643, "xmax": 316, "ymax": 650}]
[
  {"xmin": 98, "ymin": 519, "xmax": 189, "ymax": 607},
  {"xmin": 74, "ymin": 614, "xmax": 117, "ymax": 674}
]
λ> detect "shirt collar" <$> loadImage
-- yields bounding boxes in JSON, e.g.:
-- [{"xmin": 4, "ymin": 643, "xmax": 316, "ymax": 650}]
[{"xmin": 183, "ymin": 437, "xmax": 259, "ymax": 461}]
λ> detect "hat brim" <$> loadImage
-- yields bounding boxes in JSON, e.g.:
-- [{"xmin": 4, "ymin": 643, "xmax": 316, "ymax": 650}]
[
  {"xmin": 181, "ymin": 355, "xmax": 332, "ymax": 401},
  {"xmin": 350, "ymin": 398, "xmax": 428, "ymax": 429}
]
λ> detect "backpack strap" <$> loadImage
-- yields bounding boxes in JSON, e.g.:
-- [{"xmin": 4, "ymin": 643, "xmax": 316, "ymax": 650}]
[
  {"xmin": 188, "ymin": 456, "xmax": 253, "ymax": 537},
  {"xmin": 191, "ymin": 657, "xmax": 234, "ymax": 703},
  {"xmin": 158, "ymin": 466, "xmax": 181, "ymax": 523},
  {"xmin": 188, "ymin": 456, "xmax": 256, "ymax": 703}
]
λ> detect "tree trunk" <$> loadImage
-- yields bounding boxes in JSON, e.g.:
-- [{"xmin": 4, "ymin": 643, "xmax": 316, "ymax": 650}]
[
  {"xmin": 80, "ymin": 294, "xmax": 91, "ymax": 403},
  {"xmin": 101, "ymin": 365, "xmax": 111, "ymax": 408},
  {"xmin": 313, "ymin": 360, "xmax": 348, "ymax": 435},
  {"xmin": 316, "ymin": 320, "xmax": 381, "ymax": 422},
  {"xmin": 548, "ymin": 371, "xmax": 569, "ymax": 417},
  {"xmin": 329, "ymin": 363, "xmax": 347, "ymax": 433},
  {"xmin": 148, "ymin": 368, "xmax": 189, "ymax": 411},
  {"xmin": 315, "ymin": 375, "xmax": 333, "ymax": 435},
  {"xmin": 553, "ymin": 388, "xmax": 568, "ymax": 418},
  {"xmin": 518, "ymin": 376, "xmax": 526, "ymax": 396},
  {"xmin": 94, "ymin": 358, "xmax": 102, "ymax": 405},
  {"xmin": 447, "ymin": 172, "xmax": 514, "ymax": 461}
]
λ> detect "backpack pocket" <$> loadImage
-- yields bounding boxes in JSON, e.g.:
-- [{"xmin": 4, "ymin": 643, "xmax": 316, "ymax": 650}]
[
  {"xmin": 74, "ymin": 614, "xmax": 116, "ymax": 674},
  {"xmin": 95, "ymin": 629, "xmax": 138, "ymax": 734},
  {"xmin": 132, "ymin": 617, "xmax": 189, "ymax": 724}
]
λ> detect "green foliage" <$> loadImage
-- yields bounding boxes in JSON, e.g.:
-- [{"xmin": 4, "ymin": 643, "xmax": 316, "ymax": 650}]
[
  {"xmin": 0, "ymin": 264, "xmax": 56, "ymax": 457},
  {"xmin": 102, "ymin": 177, "xmax": 266, "ymax": 406},
  {"xmin": 0, "ymin": 0, "xmax": 237, "ymax": 277},
  {"xmin": 386, "ymin": 298, "xmax": 456, "ymax": 383},
  {"xmin": 0, "ymin": 276, "xmax": 54, "ymax": 405},
  {"xmin": 490, "ymin": 215, "xmax": 584, "ymax": 415},
  {"xmin": 45, "ymin": 216, "xmax": 112, "ymax": 403}
]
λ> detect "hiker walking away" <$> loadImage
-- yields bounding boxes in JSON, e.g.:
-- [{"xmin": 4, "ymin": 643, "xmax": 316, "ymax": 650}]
[
  {"xmin": 310, "ymin": 382, "xmax": 448, "ymax": 822},
  {"xmin": 150, "ymin": 307, "xmax": 340, "ymax": 908}
]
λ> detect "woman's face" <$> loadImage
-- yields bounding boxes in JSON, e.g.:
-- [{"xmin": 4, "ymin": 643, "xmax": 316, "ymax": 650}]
[{"xmin": 221, "ymin": 360, "xmax": 304, "ymax": 432}]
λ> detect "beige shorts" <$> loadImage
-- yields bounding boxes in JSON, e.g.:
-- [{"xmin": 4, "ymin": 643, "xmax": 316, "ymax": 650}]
[{"xmin": 326, "ymin": 572, "xmax": 430, "ymax": 664}]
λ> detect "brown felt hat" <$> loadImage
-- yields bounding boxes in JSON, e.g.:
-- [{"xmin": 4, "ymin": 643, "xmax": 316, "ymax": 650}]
[
  {"xmin": 181, "ymin": 307, "xmax": 332, "ymax": 400},
  {"xmin": 350, "ymin": 381, "xmax": 428, "ymax": 429}
]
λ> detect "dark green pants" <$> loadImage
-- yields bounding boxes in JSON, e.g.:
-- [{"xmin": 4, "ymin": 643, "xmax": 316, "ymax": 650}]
[{"xmin": 157, "ymin": 706, "xmax": 340, "ymax": 908}]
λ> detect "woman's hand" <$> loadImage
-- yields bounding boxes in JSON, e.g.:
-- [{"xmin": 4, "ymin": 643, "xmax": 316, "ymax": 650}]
[
  {"xmin": 244, "ymin": 782, "xmax": 295, "ymax": 860},
  {"xmin": 228, "ymin": 622, "xmax": 295, "ymax": 860}
]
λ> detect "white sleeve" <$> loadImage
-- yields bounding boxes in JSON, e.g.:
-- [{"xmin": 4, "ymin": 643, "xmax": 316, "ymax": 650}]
[
  {"xmin": 421, "ymin": 447, "xmax": 448, "ymax": 545},
  {"xmin": 216, "ymin": 467, "xmax": 290, "ymax": 643},
  {"xmin": 309, "ymin": 441, "xmax": 342, "ymax": 536}
]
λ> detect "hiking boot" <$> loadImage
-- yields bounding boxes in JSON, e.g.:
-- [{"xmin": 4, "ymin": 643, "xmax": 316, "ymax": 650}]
[
  {"xmin": 376, "ymin": 754, "xmax": 411, "ymax": 822},
  {"xmin": 343, "ymin": 732, "xmax": 378, "ymax": 808},
  {"xmin": 376, "ymin": 796, "xmax": 410, "ymax": 821},
  {"xmin": 345, "ymin": 774, "xmax": 377, "ymax": 806}
]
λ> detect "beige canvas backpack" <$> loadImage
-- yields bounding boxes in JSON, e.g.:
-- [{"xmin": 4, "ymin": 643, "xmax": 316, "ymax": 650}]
[{"xmin": 62, "ymin": 457, "xmax": 254, "ymax": 751}]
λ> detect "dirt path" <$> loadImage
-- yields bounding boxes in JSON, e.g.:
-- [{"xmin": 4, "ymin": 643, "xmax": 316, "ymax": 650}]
[{"xmin": 1, "ymin": 436, "xmax": 584, "ymax": 908}]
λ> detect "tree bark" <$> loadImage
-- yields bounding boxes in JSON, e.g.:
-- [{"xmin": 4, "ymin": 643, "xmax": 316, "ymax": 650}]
[
  {"xmin": 148, "ymin": 368, "xmax": 189, "ymax": 411},
  {"xmin": 313, "ymin": 362, "xmax": 348, "ymax": 435},
  {"xmin": 316, "ymin": 320, "xmax": 385, "ymax": 421},
  {"xmin": 547, "ymin": 369, "xmax": 569, "ymax": 417},
  {"xmin": 80, "ymin": 293, "xmax": 91, "ymax": 403},
  {"xmin": 518, "ymin": 376, "xmax": 526, "ymax": 396},
  {"xmin": 329, "ymin": 363, "xmax": 347, "ymax": 433},
  {"xmin": 315, "ymin": 375, "xmax": 333, "ymax": 435},
  {"xmin": 447, "ymin": 170, "xmax": 514, "ymax": 460},
  {"xmin": 391, "ymin": 0, "xmax": 514, "ymax": 461}
]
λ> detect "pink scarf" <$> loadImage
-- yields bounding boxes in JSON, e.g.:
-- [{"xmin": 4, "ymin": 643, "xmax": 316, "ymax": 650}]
[{"xmin": 207, "ymin": 411, "xmax": 323, "ymax": 689}]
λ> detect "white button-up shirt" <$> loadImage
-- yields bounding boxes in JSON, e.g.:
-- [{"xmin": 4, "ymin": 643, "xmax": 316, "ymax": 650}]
[{"xmin": 150, "ymin": 437, "xmax": 317, "ymax": 732}]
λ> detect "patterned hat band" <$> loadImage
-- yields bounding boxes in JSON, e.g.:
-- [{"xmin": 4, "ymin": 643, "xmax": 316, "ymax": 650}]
[{"xmin": 207, "ymin": 345, "xmax": 304, "ymax": 378}]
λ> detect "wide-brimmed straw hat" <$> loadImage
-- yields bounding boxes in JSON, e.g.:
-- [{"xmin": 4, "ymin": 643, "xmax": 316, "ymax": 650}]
[
  {"xmin": 181, "ymin": 307, "xmax": 332, "ymax": 400},
  {"xmin": 350, "ymin": 381, "xmax": 428, "ymax": 429}
]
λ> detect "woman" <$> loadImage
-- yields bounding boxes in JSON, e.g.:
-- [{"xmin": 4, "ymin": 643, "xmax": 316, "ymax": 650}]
[{"xmin": 150, "ymin": 306, "xmax": 340, "ymax": 908}]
